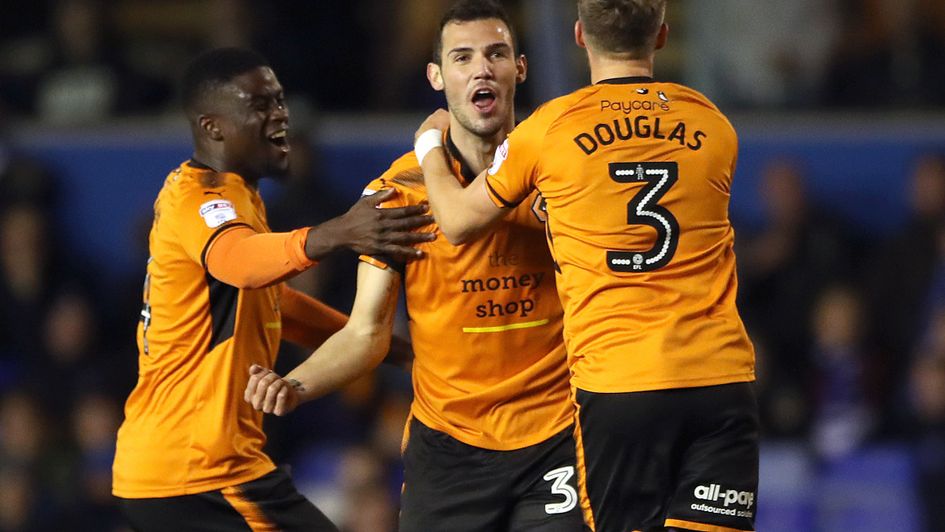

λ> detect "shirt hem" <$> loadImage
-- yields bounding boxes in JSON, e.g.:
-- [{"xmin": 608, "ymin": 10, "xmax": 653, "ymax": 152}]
[
  {"xmin": 571, "ymin": 372, "xmax": 755, "ymax": 394},
  {"xmin": 412, "ymin": 409, "xmax": 574, "ymax": 451},
  {"xmin": 112, "ymin": 462, "xmax": 276, "ymax": 499}
]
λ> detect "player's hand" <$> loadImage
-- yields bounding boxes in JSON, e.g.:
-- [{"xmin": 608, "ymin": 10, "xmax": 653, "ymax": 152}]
[
  {"xmin": 415, "ymin": 109, "xmax": 451, "ymax": 141},
  {"xmin": 336, "ymin": 188, "xmax": 436, "ymax": 259},
  {"xmin": 245, "ymin": 364, "xmax": 300, "ymax": 416},
  {"xmin": 306, "ymin": 188, "xmax": 435, "ymax": 261}
]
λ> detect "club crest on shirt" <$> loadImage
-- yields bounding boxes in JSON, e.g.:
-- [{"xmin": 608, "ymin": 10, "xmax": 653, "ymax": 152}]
[
  {"xmin": 199, "ymin": 199, "xmax": 237, "ymax": 228},
  {"xmin": 531, "ymin": 194, "xmax": 548, "ymax": 224},
  {"xmin": 488, "ymin": 139, "xmax": 510, "ymax": 176}
]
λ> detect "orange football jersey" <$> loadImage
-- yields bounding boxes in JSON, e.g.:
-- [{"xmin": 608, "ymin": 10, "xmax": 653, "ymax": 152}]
[
  {"xmin": 485, "ymin": 78, "xmax": 755, "ymax": 393},
  {"xmin": 363, "ymin": 136, "xmax": 572, "ymax": 450},
  {"xmin": 113, "ymin": 162, "xmax": 280, "ymax": 498}
]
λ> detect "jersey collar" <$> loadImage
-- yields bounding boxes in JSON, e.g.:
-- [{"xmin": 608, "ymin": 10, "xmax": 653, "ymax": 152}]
[
  {"xmin": 187, "ymin": 158, "xmax": 216, "ymax": 171},
  {"xmin": 596, "ymin": 76, "xmax": 656, "ymax": 85},
  {"xmin": 445, "ymin": 129, "xmax": 479, "ymax": 184}
]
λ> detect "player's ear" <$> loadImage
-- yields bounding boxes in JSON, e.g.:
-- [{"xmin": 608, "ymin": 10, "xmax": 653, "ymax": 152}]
[
  {"xmin": 515, "ymin": 54, "xmax": 527, "ymax": 84},
  {"xmin": 427, "ymin": 62, "xmax": 444, "ymax": 91},
  {"xmin": 574, "ymin": 20, "xmax": 586, "ymax": 49},
  {"xmin": 199, "ymin": 115, "xmax": 224, "ymax": 141},
  {"xmin": 655, "ymin": 23, "xmax": 669, "ymax": 51}
]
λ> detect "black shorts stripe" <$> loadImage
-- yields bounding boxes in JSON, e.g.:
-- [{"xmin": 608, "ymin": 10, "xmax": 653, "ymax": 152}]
[
  {"xmin": 221, "ymin": 484, "xmax": 275, "ymax": 530},
  {"xmin": 572, "ymin": 394, "xmax": 597, "ymax": 532}
]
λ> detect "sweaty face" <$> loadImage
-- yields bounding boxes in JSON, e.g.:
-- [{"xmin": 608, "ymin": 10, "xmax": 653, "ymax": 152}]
[
  {"xmin": 436, "ymin": 19, "xmax": 524, "ymax": 138},
  {"xmin": 213, "ymin": 66, "xmax": 290, "ymax": 180}
]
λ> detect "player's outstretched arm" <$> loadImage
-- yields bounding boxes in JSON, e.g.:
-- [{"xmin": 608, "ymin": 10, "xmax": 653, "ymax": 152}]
[
  {"xmin": 279, "ymin": 284, "xmax": 348, "ymax": 350},
  {"xmin": 280, "ymin": 283, "xmax": 413, "ymax": 369},
  {"xmin": 244, "ymin": 261, "xmax": 399, "ymax": 416},
  {"xmin": 305, "ymin": 188, "xmax": 435, "ymax": 261},
  {"xmin": 414, "ymin": 109, "xmax": 506, "ymax": 245}
]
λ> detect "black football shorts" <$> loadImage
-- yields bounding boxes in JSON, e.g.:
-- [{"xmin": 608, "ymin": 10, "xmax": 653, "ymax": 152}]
[
  {"xmin": 575, "ymin": 382, "xmax": 759, "ymax": 532},
  {"xmin": 399, "ymin": 417, "xmax": 586, "ymax": 532},
  {"xmin": 119, "ymin": 466, "xmax": 337, "ymax": 532}
]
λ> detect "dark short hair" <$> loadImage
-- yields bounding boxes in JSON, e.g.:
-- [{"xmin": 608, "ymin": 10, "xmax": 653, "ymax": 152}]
[
  {"xmin": 578, "ymin": 0, "xmax": 666, "ymax": 58},
  {"xmin": 180, "ymin": 47, "xmax": 270, "ymax": 113},
  {"xmin": 433, "ymin": 0, "xmax": 518, "ymax": 65}
]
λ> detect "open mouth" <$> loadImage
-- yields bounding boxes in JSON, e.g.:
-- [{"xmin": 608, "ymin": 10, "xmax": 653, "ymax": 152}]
[
  {"xmin": 471, "ymin": 88, "xmax": 497, "ymax": 113},
  {"xmin": 267, "ymin": 130, "xmax": 289, "ymax": 151}
]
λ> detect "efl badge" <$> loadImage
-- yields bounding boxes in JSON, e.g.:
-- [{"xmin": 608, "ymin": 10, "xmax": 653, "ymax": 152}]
[
  {"xmin": 488, "ymin": 138, "xmax": 510, "ymax": 176},
  {"xmin": 199, "ymin": 199, "xmax": 237, "ymax": 228}
]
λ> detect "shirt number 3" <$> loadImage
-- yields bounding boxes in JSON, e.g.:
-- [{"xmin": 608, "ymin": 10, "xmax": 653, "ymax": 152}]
[{"xmin": 607, "ymin": 162, "xmax": 680, "ymax": 272}]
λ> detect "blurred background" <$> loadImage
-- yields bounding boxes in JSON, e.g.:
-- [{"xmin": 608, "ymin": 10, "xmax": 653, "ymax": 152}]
[{"xmin": 0, "ymin": 0, "xmax": 944, "ymax": 531}]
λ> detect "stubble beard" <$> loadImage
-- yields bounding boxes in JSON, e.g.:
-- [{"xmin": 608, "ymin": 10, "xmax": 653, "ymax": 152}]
[{"xmin": 448, "ymin": 100, "xmax": 505, "ymax": 139}]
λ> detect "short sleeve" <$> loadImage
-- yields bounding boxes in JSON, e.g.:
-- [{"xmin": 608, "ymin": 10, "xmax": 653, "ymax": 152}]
[
  {"xmin": 165, "ymin": 178, "xmax": 259, "ymax": 267},
  {"xmin": 483, "ymin": 113, "xmax": 546, "ymax": 208},
  {"xmin": 357, "ymin": 154, "xmax": 423, "ymax": 273}
]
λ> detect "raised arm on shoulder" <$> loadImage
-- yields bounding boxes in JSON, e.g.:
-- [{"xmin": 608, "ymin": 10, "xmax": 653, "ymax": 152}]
[
  {"xmin": 244, "ymin": 261, "xmax": 399, "ymax": 416},
  {"xmin": 205, "ymin": 188, "xmax": 434, "ymax": 289},
  {"xmin": 306, "ymin": 187, "xmax": 436, "ymax": 259},
  {"xmin": 414, "ymin": 109, "xmax": 506, "ymax": 245}
]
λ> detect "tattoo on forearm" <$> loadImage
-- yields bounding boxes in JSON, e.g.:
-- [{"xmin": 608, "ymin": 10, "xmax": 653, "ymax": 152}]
[{"xmin": 286, "ymin": 378, "xmax": 306, "ymax": 393}]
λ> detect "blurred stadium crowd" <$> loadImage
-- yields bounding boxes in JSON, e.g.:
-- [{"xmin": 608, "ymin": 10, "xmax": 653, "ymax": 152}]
[
  {"xmin": 0, "ymin": 1, "xmax": 944, "ymax": 531},
  {"xmin": 2, "ymin": 0, "xmax": 945, "ymax": 122}
]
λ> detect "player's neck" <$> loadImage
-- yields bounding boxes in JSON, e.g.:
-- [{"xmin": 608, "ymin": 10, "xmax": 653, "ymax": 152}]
[
  {"xmin": 449, "ymin": 118, "xmax": 513, "ymax": 176},
  {"xmin": 191, "ymin": 151, "xmax": 260, "ymax": 187},
  {"xmin": 588, "ymin": 54, "xmax": 654, "ymax": 84}
]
